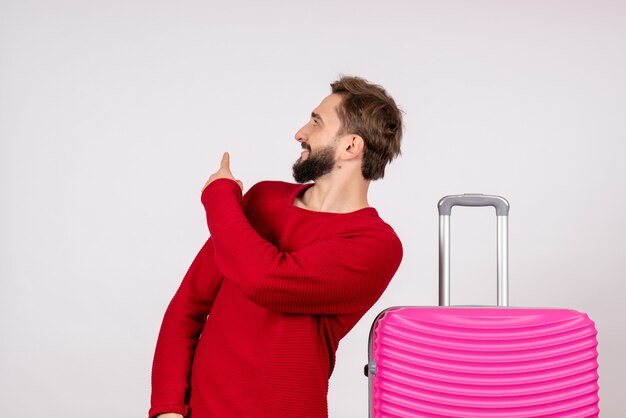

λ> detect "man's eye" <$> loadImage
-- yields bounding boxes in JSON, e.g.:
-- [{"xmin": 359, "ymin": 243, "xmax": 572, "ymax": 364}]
[{"xmin": 312, "ymin": 119, "xmax": 319, "ymax": 126}]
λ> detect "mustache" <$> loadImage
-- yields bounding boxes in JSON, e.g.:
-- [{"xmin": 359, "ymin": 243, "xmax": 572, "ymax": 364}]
[{"xmin": 301, "ymin": 143, "xmax": 311, "ymax": 152}]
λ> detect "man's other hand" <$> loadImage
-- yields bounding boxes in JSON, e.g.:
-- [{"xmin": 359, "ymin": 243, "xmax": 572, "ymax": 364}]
[
  {"xmin": 156, "ymin": 414, "xmax": 183, "ymax": 418},
  {"xmin": 202, "ymin": 152, "xmax": 244, "ymax": 192}
]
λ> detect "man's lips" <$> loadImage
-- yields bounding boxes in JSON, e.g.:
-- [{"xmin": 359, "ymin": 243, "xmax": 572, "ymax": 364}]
[{"xmin": 299, "ymin": 143, "xmax": 311, "ymax": 161}]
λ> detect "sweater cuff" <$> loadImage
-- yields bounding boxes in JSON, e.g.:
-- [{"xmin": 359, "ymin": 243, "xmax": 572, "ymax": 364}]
[
  {"xmin": 201, "ymin": 178, "xmax": 242, "ymax": 208},
  {"xmin": 149, "ymin": 404, "xmax": 189, "ymax": 418}
]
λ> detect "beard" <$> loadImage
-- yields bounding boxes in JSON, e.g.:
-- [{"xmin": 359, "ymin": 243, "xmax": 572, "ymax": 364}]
[{"xmin": 292, "ymin": 143, "xmax": 336, "ymax": 183}]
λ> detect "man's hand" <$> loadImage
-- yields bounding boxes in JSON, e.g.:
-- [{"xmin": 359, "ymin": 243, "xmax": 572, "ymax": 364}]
[
  {"xmin": 202, "ymin": 152, "xmax": 243, "ymax": 192},
  {"xmin": 156, "ymin": 414, "xmax": 183, "ymax": 418}
]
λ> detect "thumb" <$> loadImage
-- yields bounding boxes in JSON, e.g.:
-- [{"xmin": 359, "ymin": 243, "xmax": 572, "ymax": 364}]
[
  {"xmin": 220, "ymin": 152, "xmax": 230, "ymax": 170},
  {"xmin": 236, "ymin": 180, "xmax": 244, "ymax": 190}
]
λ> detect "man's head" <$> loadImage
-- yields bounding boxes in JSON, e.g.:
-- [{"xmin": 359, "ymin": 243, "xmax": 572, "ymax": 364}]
[{"xmin": 292, "ymin": 76, "xmax": 403, "ymax": 183}]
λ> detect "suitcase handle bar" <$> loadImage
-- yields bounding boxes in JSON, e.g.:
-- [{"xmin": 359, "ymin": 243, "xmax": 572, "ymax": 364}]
[
  {"xmin": 437, "ymin": 194, "xmax": 510, "ymax": 307},
  {"xmin": 438, "ymin": 194, "xmax": 509, "ymax": 216}
]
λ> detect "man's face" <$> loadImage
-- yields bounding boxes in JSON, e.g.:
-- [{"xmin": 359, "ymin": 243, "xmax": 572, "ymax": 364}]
[{"xmin": 292, "ymin": 94, "xmax": 344, "ymax": 183}]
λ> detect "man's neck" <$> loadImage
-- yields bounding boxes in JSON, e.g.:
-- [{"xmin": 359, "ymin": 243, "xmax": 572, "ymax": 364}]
[{"xmin": 294, "ymin": 174, "xmax": 370, "ymax": 213}]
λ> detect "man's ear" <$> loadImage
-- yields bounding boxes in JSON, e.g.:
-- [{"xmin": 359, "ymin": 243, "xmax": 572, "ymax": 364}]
[{"xmin": 341, "ymin": 135, "xmax": 365, "ymax": 160}]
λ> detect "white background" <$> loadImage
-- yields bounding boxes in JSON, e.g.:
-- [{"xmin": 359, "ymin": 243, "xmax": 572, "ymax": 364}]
[{"xmin": 1, "ymin": 1, "xmax": 625, "ymax": 416}]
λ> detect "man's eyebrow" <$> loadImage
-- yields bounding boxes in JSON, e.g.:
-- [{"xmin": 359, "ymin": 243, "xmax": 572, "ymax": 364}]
[{"xmin": 311, "ymin": 112, "xmax": 324, "ymax": 123}]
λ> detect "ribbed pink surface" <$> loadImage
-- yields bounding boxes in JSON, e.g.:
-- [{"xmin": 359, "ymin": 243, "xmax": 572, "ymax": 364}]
[{"xmin": 370, "ymin": 308, "xmax": 599, "ymax": 418}]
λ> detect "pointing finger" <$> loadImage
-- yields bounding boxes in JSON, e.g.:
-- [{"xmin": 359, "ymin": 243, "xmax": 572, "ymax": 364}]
[{"xmin": 220, "ymin": 152, "xmax": 230, "ymax": 169}]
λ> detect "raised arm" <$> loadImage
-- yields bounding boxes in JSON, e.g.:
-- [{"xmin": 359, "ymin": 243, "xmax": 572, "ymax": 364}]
[
  {"xmin": 149, "ymin": 238, "xmax": 224, "ymax": 418},
  {"xmin": 201, "ymin": 179, "xmax": 402, "ymax": 315}
]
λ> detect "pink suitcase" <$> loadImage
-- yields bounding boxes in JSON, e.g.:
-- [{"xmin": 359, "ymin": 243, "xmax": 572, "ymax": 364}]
[{"xmin": 366, "ymin": 195, "xmax": 599, "ymax": 417}]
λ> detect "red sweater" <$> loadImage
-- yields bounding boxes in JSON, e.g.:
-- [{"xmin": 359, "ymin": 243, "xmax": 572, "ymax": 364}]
[{"xmin": 150, "ymin": 179, "xmax": 402, "ymax": 418}]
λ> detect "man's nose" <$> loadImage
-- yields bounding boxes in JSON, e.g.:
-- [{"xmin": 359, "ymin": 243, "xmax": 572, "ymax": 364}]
[{"xmin": 294, "ymin": 125, "xmax": 308, "ymax": 142}]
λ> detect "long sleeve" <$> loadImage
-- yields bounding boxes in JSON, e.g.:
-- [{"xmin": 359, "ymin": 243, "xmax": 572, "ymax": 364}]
[
  {"xmin": 201, "ymin": 179, "xmax": 402, "ymax": 315},
  {"xmin": 149, "ymin": 238, "xmax": 224, "ymax": 418}
]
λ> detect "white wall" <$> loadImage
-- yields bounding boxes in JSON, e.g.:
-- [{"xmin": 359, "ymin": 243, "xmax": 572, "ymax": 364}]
[{"xmin": 1, "ymin": 0, "xmax": 624, "ymax": 416}]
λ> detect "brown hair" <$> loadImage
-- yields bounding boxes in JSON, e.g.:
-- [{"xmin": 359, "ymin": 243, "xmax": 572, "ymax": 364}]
[{"xmin": 330, "ymin": 75, "xmax": 403, "ymax": 180}]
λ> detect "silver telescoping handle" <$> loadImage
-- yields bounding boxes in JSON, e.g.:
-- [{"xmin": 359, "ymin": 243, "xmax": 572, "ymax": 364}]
[{"xmin": 437, "ymin": 194, "xmax": 510, "ymax": 307}]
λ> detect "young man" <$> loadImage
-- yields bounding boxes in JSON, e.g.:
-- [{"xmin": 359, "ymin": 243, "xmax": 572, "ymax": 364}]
[{"xmin": 150, "ymin": 76, "xmax": 404, "ymax": 418}]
